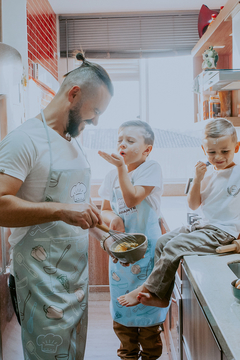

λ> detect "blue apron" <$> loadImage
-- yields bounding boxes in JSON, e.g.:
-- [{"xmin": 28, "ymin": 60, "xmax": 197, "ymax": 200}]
[
  {"xmin": 13, "ymin": 110, "xmax": 91, "ymax": 360},
  {"xmin": 109, "ymin": 174, "xmax": 170, "ymax": 327}
]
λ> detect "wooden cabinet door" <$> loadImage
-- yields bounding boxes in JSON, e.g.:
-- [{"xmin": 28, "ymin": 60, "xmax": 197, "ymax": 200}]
[{"xmin": 88, "ymin": 233, "xmax": 109, "ymax": 292}]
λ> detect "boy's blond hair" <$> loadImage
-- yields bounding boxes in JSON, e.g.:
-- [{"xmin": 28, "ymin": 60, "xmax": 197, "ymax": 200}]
[{"xmin": 203, "ymin": 118, "xmax": 237, "ymax": 143}]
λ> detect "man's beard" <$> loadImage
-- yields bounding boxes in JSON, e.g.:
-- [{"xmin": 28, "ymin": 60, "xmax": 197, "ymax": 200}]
[{"xmin": 66, "ymin": 103, "xmax": 83, "ymax": 138}]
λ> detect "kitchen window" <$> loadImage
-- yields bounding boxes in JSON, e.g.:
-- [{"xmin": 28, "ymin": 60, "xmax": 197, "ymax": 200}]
[{"xmin": 79, "ymin": 56, "xmax": 203, "ymax": 184}]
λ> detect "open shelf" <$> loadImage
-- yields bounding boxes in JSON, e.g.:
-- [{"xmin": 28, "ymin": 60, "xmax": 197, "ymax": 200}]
[
  {"xmin": 191, "ymin": 0, "xmax": 240, "ymax": 58},
  {"xmin": 191, "ymin": 0, "xmax": 240, "ymax": 127}
]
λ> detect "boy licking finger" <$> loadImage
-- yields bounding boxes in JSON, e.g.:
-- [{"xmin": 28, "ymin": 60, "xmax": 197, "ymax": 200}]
[{"xmin": 98, "ymin": 121, "xmax": 169, "ymax": 360}]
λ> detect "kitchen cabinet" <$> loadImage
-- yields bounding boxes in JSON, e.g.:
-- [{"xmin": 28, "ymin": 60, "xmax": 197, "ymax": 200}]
[
  {"xmin": 168, "ymin": 284, "xmax": 182, "ymax": 360},
  {"xmin": 164, "ymin": 261, "xmax": 232, "ymax": 360},
  {"xmin": 163, "ymin": 267, "xmax": 182, "ymax": 360},
  {"xmin": 181, "ymin": 263, "xmax": 222, "ymax": 360},
  {"xmin": 191, "ymin": 0, "xmax": 240, "ymax": 126}
]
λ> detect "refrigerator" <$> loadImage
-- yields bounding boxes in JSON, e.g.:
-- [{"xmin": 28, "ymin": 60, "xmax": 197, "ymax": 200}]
[{"xmin": 0, "ymin": 42, "xmax": 24, "ymax": 360}]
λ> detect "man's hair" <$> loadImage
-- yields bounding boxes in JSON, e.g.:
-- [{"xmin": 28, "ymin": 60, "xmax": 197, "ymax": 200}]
[
  {"xmin": 118, "ymin": 120, "xmax": 155, "ymax": 145},
  {"xmin": 60, "ymin": 52, "xmax": 114, "ymax": 96},
  {"xmin": 203, "ymin": 118, "xmax": 237, "ymax": 143}
]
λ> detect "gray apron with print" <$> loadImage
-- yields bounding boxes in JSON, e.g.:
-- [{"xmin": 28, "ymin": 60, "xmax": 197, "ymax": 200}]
[
  {"xmin": 13, "ymin": 111, "xmax": 90, "ymax": 360},
  {"xmin": 109, "ymin": 176, "xmax": 171, "ymax": 327}
]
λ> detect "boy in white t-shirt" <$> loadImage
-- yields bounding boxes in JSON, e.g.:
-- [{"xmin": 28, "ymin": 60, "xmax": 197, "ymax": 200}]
[
  {"xmin": 98, "ymin": 121, "xmax": 169, "ymax": 360},
  {"xmin": 118, "ymin": 118, "xmax": 240, "ymax": 309}
]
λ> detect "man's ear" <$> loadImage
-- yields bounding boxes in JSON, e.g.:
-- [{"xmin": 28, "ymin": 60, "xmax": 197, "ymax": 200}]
[
  {"xmin": 68, "ymin": 86, "xmax": 81, "ymax": 103},
  {"xmin": 201, "ymin": 144, "xmax": 206, "ymax": 155},
  {"xmin": 143, "ymin": 145, "xmax": 153, "ymax": 157},
  {"xmin": 235, "ymin": 141, "xmax": 240, "ymax": 153}
]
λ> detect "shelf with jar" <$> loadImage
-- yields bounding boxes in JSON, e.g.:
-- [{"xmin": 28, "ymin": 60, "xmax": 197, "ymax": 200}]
[
  {"xmin": 191, "ymin": 0, "xmax": 240, "ymax": 128},
  {"xmin": 193, "ymin": 70, "xmax": 240, "ymax": 126}
]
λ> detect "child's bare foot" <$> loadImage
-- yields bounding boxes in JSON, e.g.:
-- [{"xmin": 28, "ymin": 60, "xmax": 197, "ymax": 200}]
[
  {"xmin": 137, "ymin": 291, "xmax": 169, "ymax": 308},
  {"xmin": 117, "ymin": 285, "xmax": 145, "ymax": 307}
]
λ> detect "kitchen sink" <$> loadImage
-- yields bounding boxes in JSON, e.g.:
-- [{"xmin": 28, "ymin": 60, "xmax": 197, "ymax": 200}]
[{"xmin": 228, "ymin": 261, "xmax": 240, "ymax": 278}]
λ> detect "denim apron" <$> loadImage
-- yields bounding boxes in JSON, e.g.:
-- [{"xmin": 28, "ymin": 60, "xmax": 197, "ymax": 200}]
[
  {"xmin": 109, "ymin": 175, "xmax": 170, "ymax": 327},
  {"xmin": 13, "ymin": 110, "xmax": 90, "ymax": 360}
]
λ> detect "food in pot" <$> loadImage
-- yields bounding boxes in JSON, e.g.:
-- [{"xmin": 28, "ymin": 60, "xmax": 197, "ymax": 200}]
[{"xmin": 114, "ymin": 241, "xmax": 138, "ymax": 252}]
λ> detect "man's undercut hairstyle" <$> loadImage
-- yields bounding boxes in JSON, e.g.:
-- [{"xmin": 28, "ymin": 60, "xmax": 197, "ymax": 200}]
[
  {"xmin": 119, "ymin": 120, "xmax": 155, "ymax": 146},
  {"xmin": 61, "ymin": 52, "xmax": 114, "ymax": 96},
  {"xmin": 203, "ymin": 118, "xmax": 237, "ymax": 143}
]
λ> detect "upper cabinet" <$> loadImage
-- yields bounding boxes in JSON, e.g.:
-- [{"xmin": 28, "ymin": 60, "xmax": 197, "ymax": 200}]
[{"xmin": 191, "ymin": 0, "xmax": 240, "ymax": 126}]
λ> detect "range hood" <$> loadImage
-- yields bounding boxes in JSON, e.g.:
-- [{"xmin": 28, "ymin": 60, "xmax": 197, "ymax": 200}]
[{"xmin": 203, "ymin": 69, "xmax": 240, "ymax": 91}]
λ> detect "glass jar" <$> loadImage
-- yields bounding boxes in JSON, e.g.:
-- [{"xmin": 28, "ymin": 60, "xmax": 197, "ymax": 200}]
[
  {"xmin": 219, "ymin": 91, "xmax": 231, "ymax": 117},
  {"xmin": 209, "ymin": 95, "xmax": 221, "ymax": 118},
  {"xmin": 203, "ymin": 96, "xmax": 209, "ymax": 120}
]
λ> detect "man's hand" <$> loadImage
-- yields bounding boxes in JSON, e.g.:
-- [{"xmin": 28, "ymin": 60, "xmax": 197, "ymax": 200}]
[
  {"xmin": 98, "ymin": 151, "xmax": 124, "ymax": 168},
  {"xmin": 59, "ymin": 203, "xmax": 102, "ymax": 229}
]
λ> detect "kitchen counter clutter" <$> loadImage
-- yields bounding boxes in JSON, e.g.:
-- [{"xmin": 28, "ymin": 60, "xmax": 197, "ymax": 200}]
[{"xmin": 183, "ymin": 253, "xmax": 240, "ymax": 360}]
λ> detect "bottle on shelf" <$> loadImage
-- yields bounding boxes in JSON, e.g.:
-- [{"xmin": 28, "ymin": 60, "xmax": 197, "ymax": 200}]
[
  {"xmin": 209, "ymin": 94, "xmax": 221, "ymax": 118},
  {"xmin": 208, "ymin": 13, "xmax": 217, "ymax": 27},
  {"xmin": 219, "ymin": 91, "xmax": 231, "ymax": 117},
  {"xmin": 203, "ymin": 95, "xmax": 209, "ymax": 120}
]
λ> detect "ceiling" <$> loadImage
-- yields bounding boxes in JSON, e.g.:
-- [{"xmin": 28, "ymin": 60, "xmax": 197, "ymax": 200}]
[{"xmin": 48, "ymin": 0, "xmax": 226, "ymax": 15}]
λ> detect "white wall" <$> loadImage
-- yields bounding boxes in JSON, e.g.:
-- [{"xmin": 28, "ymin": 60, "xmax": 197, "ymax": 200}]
[
  {"xmin": 232, "ymin": 9, "xmax": 240, "ymax": 68},
  {"xmin": 58, "ymin": 57, "xmax": 75, "ymax": 85},
  {"xmin": 1, "ymin": 0, "xmax": 28, "ymax": 78}
]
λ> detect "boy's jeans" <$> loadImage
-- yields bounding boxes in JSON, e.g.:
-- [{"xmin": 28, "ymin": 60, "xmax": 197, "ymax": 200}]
[{"xmin": 144, "ymin": 225, "xmax": 235, "ymax": 301}]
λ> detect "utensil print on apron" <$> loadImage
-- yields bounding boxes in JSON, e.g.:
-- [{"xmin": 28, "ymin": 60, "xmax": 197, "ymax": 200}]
[
  {"xmin": 109, "ymin": 175, "xmax": 170, "ymax": 327},
  {"xmin": 13, "ymin": 110, "xmax": 91, "ymax": 360}
]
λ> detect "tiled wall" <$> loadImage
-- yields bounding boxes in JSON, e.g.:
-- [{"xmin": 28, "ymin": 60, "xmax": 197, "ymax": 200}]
[{"xmin": 27, "ymin": 0, "xmax": 58, "ymax": 82}]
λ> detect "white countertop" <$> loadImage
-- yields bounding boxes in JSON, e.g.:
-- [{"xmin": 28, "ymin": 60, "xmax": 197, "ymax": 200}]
[{"xmin": 183, "ymin": 253, "xmax": 240, "ymax": 360}]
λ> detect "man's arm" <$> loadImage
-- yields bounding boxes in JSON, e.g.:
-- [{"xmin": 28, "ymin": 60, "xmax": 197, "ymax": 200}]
[{"xmin": 0, "ymin": 174, "xmax": 102, "ymax": 229}]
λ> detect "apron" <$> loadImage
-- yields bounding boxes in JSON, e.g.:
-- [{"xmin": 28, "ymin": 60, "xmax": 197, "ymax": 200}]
[
  {"xmin": 109, "ymin": 175, "xmax": 171, "ymax": 327},
  {"xmin": 13, "ymin": 110, "xmax": 91, "ymax": 360}
]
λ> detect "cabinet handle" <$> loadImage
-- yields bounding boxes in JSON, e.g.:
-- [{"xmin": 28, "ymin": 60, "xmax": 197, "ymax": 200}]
[
  {"xmin": 1, "ymin": 227, "xmax": 6, "ymax": 274},
  {"xmin": 176, "ymin": 321, "xmax": 179, "ymax": 334}
]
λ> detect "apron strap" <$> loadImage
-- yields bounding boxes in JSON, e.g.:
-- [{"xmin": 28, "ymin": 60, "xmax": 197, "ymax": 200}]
[{"xmin": 41, "ymin": 109, "xmax": 53, "ymax": 168}]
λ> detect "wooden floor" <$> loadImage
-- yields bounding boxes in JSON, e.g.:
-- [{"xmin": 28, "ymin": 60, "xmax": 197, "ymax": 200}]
[{"xmin": 2, "ymin": 300, "xmax": 170, "ymax": 360}]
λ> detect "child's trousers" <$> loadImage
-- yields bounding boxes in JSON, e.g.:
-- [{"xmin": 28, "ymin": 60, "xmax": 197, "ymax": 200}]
[
  {"xmin": 144, "ymin": 225, "xmax": 235, "ymax": 301},
  {"xmin": 113, "ymin": 321, "xmax": 162, "ymax": 360}
]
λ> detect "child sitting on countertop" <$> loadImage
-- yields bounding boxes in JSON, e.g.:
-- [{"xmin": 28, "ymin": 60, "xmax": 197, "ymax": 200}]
[
  {"xmin": 118, "ymin": 118, "xmax": 240, "ymax": 309},
  {"xmin": 98, "ymin": 120, "xmax": 170, "ymax": 360}
]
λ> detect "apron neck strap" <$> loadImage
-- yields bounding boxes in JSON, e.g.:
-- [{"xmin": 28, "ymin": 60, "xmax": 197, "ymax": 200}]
[{"xmin": 41, "ymin": 109, "xmax": 53, "ymax": 167}]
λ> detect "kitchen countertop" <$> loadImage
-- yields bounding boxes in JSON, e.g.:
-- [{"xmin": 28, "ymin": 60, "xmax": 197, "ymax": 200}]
[{"xmin": 183, "ymin": 253, "xmax": 240, "ymax": 360}]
